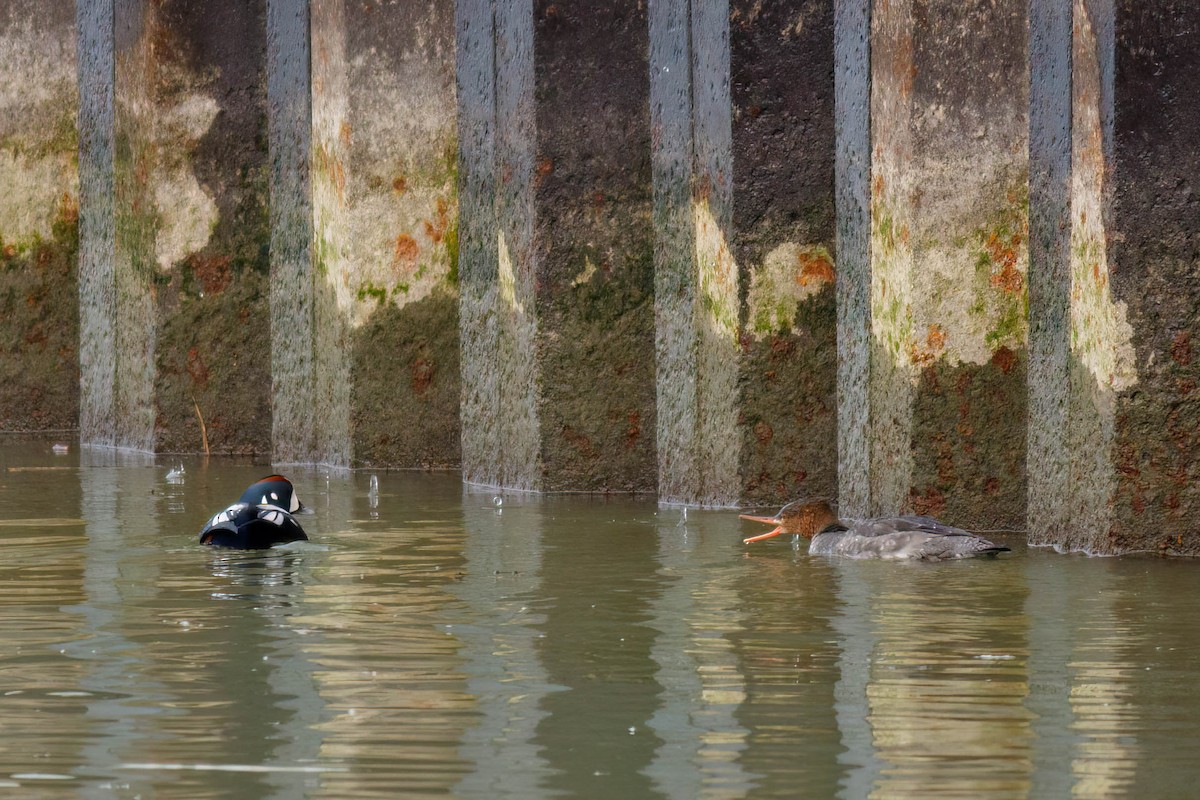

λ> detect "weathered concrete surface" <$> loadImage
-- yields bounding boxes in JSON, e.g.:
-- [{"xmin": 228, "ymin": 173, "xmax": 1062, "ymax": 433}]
[
  {"xmin": 459, "ymin": 0, "xmax": 655, "ymax": 492},
  {"xmin": 152, "ymin": 0, "xmax": 272, "ymax": 456},
  {"xmin": 1027, "ymin": 0, "xmax": 1200, "ymax": 555},
  {"xmin": 457, "ymin": 0, "xmax": 541, "ymax": 489},
  {"xmin": 650, "ymin": 0, "xmax": 740, "ymax": 507},
  {"xmin": 1106, "ymin": 1, "xmax": 1200, "ymax": 554},
  {"xmin": 0, "ymin": 0, "xmax": 79, "ymax": 431},
  {"xmin": 904, "ymin": 0, "xmax": 1029, "ymax": 529},
  {"xmin": 733, "ymin": 0, "xmax": 838, "ymax": 507},
  {"xmin": 338, "ymin": 0, "xmax": 460, "ymax": 469},
  {"xmin": 76, "ymin": 0, "xmax": 264, "ymax": 453},
  {"xmin": 840, "ymin": 0, "xmax": 1028, "ymax": 527},
  {"xmin": 533, "ymin": 0, "xmax": 657, "ymax": 492},
  {"xmin": 267, "ymin": 0, "xmax": 316, "ymax": 464}
]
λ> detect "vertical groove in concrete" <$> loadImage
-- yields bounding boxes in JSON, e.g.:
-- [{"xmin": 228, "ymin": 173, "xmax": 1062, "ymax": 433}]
[
  {"xmin": 111, "ymin": 0, "xmax": 157, "ymax": 452},
  {"xmin": 457, "ymin": 0, "xmax": 540, "ymax": 490},
  {"xmin": 866, "ymin": 0, "xmax": 915, "ymax": 517},
  {"xmin": 77, "ymin": 0, "xmax": 116, "ymax": 447},
  {"xmin": 494, "ymin": 0, "xmax": 539, "ymax": 491},
  {"xmin": 650, "ymin": 0, "xmax": 739, "ymax": 507},
  {"xmin": 1026, "ymin": 0, "xmax": 1072, "ymax": 546},
  {"xmin": 649, "ymin": 0, "xmax": 697, "ymax": 503},
  {"xmin": 309, "ymin": 0, "xmax": 351, "ymax": 467},
  {"xmin": 456, "ymin": 0, "xmax": 501, "ymax": 487},
  {"xmin": 266, "ymin": 0, "xmax": 316, "ymax": 464},
  {"xmin": 76, "ymin": 0, "xmax": 157, "ymax": 451},
  {"xmin": 1064, "ymin": 0, "xmax": 1118, "ymax": 551},
  {"xmin": 690, "ymin": 0, "xmax": 739, "ymax": 506},
  {"xmin": 834, "ymin": 0, "xmax": 872, "ymax": 518}
]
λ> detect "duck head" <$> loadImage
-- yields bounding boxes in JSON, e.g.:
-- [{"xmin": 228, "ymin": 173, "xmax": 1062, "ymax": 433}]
[
  {"xmin": 739, "ymin": 499, "xmax": 839, "ymax": 544},
  {"xmin": 238, "ymin": 475, "xmax": 306, "ymax": 514}
]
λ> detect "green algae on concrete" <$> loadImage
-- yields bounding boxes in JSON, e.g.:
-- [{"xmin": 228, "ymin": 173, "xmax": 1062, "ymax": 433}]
[
  {"xmin": 734, "ymin": 0, "xmax": 838, "ymax": 506},
  {"xmin": 139, "ymin": 0, "xmax": 273, "ymax": 456},
  {"xmin": 0, "ymin": 199, "xmax": 80, "ymax": 431},
  {"xmin": 0, "ymin": 2, "xmax": 80, "ymax": 431},
  {"xmin": 333, "ymin": 0, "xmax": 460, "ymax": 469}
]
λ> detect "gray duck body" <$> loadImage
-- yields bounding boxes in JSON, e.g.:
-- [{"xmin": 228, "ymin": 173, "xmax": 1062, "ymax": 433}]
[{"xmin": 810, "ymin": 515, "xmax": 1009, "ymax": 560}]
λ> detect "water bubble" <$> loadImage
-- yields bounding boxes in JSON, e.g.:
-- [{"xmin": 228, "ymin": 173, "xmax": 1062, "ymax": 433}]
[
  {"xmin": 166, "ymin": 464, "xmax": 185, "ymax": 484},
  {"xmin": 493, "ymin": 495, "xmax": 503, "ymax": 508}
]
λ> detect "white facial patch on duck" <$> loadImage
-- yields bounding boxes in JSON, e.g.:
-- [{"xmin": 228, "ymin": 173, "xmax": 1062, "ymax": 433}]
[
  {"xmin": 210, "ymin": 503, "xmax": 248, "ymax": 527},
  {"xmin": 259, "ymin": 509, "xmax": 285, "ymax": 526}
]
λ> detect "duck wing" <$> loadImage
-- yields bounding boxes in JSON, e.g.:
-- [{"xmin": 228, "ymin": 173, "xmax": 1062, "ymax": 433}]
[
  {"xmin": 848, "ymin": 515, "xmax": 971, "ymax": 538},
  {"xmin": 845, "ymin": 516, "xmax": 1009, "ymax": 559}
]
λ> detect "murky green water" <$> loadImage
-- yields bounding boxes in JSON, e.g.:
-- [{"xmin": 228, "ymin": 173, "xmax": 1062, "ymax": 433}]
[{"xmin": 1, "ymin": 439, "xmax": 1199, "ymax": 798}]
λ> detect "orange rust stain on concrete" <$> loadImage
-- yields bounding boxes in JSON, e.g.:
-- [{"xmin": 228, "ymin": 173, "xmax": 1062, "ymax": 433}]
[
  {"xmin": 411, "ymin": 357, "xmax": 434, "ymax": 396},
  {"xmin": 796, "ymin": 250, "xmax": 835, "ymax": 287},
  {"xmin": 991, "ymin": 345, "xmax": 1017, "ymax": 373},
  {"xmin": 1171, "ymin": 330, "xmax": 1192, "ymax": 366},
  {"xmin": 908, "ymin": 486, "xmax": 946, "ymax": 518},
  {"xmin": 189, "ymin": 254, "xmax": 233, "ymax": 296},
  {"xmin": 909, "ymin": 324, "xmax": 947, "ymax": 367},
  {"xmin": 393, "ymin": 234, "xmax": 420, "ymax": 272}
]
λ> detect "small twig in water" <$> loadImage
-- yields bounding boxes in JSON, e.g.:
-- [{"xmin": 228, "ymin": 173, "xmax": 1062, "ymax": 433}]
[{"xmin": 191, "ymin": 395, "xmax": 210, "ymax": 456}]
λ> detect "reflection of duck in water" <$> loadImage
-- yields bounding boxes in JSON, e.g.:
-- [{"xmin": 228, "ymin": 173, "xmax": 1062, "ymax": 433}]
[
  {"xmin": 199, "ymin": 475, "xmax": 309, "ymax": 549},
  {"xmin": 740, "ymin": 499, "xmax": 1009, "ymax": 560}
]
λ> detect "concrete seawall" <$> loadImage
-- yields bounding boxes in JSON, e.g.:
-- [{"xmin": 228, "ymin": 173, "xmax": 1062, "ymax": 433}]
[{"xmin": 3, "ymin": 0, "xmax": 1200, "ymax": 552}]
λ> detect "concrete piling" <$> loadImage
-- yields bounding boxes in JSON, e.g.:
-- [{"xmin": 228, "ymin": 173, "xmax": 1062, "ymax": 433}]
[{"xmin": 4, "ymin": 0, "xmax": 1200, "ymax": 550}]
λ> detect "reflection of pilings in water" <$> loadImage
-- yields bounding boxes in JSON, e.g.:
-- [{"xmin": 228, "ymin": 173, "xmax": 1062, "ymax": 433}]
[
  {"xmin": 76, "ymin": 0, "xmax": 156, "ymax": 452},
  {"xmin": 646, "ymin": 512, "xmax": 751, "ymax": 799},
  {"xmin": 454, "ymin": 491, "xmax": 553, "ymax": 797},
  {"xmin": 649, "ymin": 0, "xmax": 740, "ymax": 508},
  {"xmin": 831, "ymin": 567, "xmax": 885, "ymax": 799},
  {"xmin": 1025, "ymin": 558, "xmax": 1139, "ymax": 797},
  {"xmin": 75, "ymin": 448, "xmax": 167, "ymax": 796},
  {"xmin": 861, "ymin": 569, "xmax": 1034, "ymax": 798},
  {"xmin": 456, "ymin": 0, "xmax": 540, "ymax": 491},
  {"xmin": 267, "ymin": 0, "xmax": 351, "ymax": 467},
  {"xmin": 257, "ymin": 557, "xmax": 327, "ymax": 800},
  {"xmin": 834, "ymin": 562, "xmax": 1037, "ymax": 799}
]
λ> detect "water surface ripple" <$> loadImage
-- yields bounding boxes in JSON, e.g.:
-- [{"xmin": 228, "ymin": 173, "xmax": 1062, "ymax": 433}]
[{"xmin": 0, "ymin": 441, "xmax": 1197, "ymax": 797}]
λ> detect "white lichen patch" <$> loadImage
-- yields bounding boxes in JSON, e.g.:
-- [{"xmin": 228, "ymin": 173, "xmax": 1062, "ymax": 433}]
[
  {"xmin": 745, "ymin": 242, "xmax": 834, "ymax": 337},
  {"xmin": 152, "ymin": 93, "xmax": 219, "ymax": 271},
  {"xmin": 693, "ymin": 199, "xmax": 738, "ymax": 342},
  {"xmin": 1070, "ymin": 217, "xmax": 1136, "ymax": 392},
  {"xmin": 497, "ymin": 230, "xmax": 524, "ymax": 316},
  {"xmin": 870, "ymin": 187, "xmax": 915, "ymax": 369},
  {"xmin": 0, "ymin": 16, "xmax": 77, "ymax": 245},
  {"xmin": 332, "ymin": 32, "xmax": 457, "ymax": 326},
  {"xmin": 0, "ymin": 150, "xmax": 74, "ymax": 244}
]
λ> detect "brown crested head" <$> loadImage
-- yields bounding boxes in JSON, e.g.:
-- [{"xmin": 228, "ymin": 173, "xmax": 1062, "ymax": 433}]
[{"xmin": 777, "ymin": 499, "xmax": 839, "ymax": 538}]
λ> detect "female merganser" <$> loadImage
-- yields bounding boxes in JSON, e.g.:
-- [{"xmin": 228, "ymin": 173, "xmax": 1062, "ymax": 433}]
[
  {"xmin": 740, "ymin": 499, "xmax": 1009, "ymax": 560},
  {"xmin": 198, "ymin": 475, "xmax": 309, "ymax": 549}
]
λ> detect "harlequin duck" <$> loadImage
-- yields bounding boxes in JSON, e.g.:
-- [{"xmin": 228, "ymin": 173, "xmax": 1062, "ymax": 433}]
[
  {"xmin": 740, "ymin": 499, "xmax": 1009, "ymax": 560},
  {"xmin": 198, "ymin": 475, "xmax": 309, "ymax": 549}
]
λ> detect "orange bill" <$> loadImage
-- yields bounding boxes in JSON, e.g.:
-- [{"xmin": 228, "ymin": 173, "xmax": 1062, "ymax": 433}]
[{"xmin": 739, "ymin": 514, "xmax": 784, "ymax": 544}]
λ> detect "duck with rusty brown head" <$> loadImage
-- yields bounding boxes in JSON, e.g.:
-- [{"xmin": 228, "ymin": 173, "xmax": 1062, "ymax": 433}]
[{"xmin": 739, "ymin": 499, "xmax": 1009, "ymax": 560}]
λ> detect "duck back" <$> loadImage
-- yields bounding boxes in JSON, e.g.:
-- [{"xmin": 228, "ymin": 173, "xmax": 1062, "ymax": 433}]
[{"xmin": 810, "ymin": 516, "xmax": 1009, "ymax": 560}]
